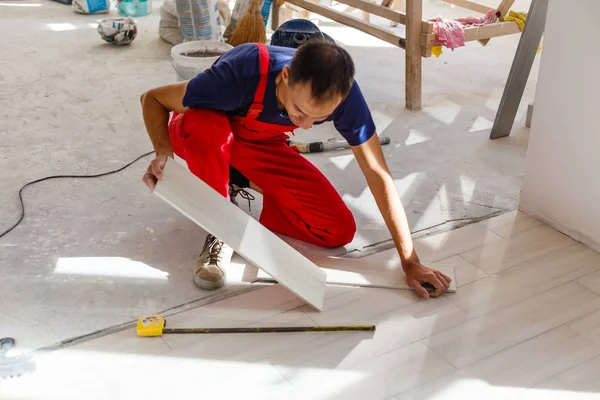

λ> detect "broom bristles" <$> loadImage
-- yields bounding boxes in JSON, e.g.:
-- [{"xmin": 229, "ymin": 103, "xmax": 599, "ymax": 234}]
[{"xmin": 229, "ymin": 0, "xmax": 266, "ymax": 46}]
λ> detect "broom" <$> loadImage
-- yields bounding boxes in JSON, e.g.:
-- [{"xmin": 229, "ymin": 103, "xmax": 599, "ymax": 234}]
[{"xmin": 228, "ymin": 0, "xmax": 267, "ymax": 46}]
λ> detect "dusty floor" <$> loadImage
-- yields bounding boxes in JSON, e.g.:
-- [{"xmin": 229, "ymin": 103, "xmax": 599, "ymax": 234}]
[
  {"xmin": 1, "ymin": 0, "xmax": 536, "ymax": 350},
  {"xmin": 3, "ymin": 212, "xmax": 600, "ymax": 400}
]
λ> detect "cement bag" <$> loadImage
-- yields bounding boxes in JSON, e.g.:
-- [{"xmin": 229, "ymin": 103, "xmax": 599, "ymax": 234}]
[
  {"xmin": 73, "ymin": 0, "xmax": 110, "ymax": 14},
  {"xmin": 223, "ymin": 0, "xmax": 271, "ymax": 41},
  {"xmin": 159, "ymin": 0, "xmax": 183, "ymax": 45},
  {"xmin": 176, "ymin": 0, "xmax": 223, "ymax": 42}
]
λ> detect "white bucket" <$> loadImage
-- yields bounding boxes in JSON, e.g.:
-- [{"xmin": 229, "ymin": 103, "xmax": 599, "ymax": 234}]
[{"xmin": 171, "ymin": 41, "xmax": 233, "ymax": 81}]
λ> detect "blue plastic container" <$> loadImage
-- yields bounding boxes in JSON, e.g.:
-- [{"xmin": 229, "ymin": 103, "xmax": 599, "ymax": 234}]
[{"xmin": 118, "ymin": 0, "xmax": 151, "ymax": 17}]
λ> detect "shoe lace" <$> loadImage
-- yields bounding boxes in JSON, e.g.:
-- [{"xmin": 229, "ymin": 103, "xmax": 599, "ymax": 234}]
[
  {"xmin": 229, "ymin": 185, "xmax": 255, "ymax": 212},
  {"xmin": 204, "ymin": 235, "xmax": 225, "ymax": 266}
]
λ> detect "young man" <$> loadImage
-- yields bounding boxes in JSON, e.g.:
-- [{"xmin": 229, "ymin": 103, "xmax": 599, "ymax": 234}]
[{"xmin": 140, "ymin": 41, "xmax": 452, "ymax": 299}]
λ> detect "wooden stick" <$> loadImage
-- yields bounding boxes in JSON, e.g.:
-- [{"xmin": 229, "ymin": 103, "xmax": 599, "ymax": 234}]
[
  {"xmin": 285, "ymin": 0, "xmax": 404, "ymax": 46},
  {"xmin": 271, "ymin": 0, "xmax": 280, "ymax": 30},
  {"xmin": 439, "ymin": 0, "xmax": 493, "ymax": 14},
  {"xmin": 496, "ymin": 0, "xmax": 516, "ymax": 17},
  {"xmin": 463, "ymin": 21, "xmax": 521, "ymax": 41},
  {"xmin": 333, "ymin": 0, "xmax": 432, "ymax": 32},
  {"xmin": 405, "ymin": 0, "xmax": 422, "ymax": 111}
]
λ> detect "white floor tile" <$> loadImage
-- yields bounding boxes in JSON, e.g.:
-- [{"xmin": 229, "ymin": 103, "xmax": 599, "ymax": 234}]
[
  {"xmin": 300, "ymin": 286, "xmax": 420, "ymax": 325},
  {"xmin": 364, "ymin": 223, "xmax": 503, "ymax": 264},
  {"xmin": 449, "ymin": 244, "xmax": 600, "ymax": 317},
  {"xmin": 578, "ymin": 270, "xmax": 600, "ymax": 296},
  {"xmin": 292, "ymin": 296, "xmax": 471, "ymax": 368},
  {"xmin": 478, "ymin": 210, "xmax": 542, "ymax": 238},
  {"xmin": 461, "ymin": 224, "xmax": 576, "ymax": 274},
  {"xmin": 424, "ymin": 282, "xmax": 600, "ymax": 368},
  {"xmin": 430, "ymin": 255, "xmax": 488, "ymax": 288},
  {"xmin": 552, "ymin": 356, "xmax": 600, "ymax": 392},
  {"xmin": 566, "ymin": 309, "xmax": 600, "ymax": 347},
  {"xmin": 403, "ymin": 324, "xmax": 599, "ymax": 399},
  {"xmin": 0, "ymin": 351, "xmax": 113, "ymax": 400}
]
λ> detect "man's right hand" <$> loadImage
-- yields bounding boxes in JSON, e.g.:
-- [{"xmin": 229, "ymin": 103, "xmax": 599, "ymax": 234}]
[{"xmin": 143, "ymin": 153, "xmax": 171, "ymax": 191}]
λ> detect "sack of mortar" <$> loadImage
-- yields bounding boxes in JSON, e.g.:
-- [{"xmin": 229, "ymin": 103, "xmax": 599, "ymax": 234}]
[
  {"xmin": 159, "ymin": 0, "xmax": 183, "ymax": 45},
  {"xmin": 176, "ymin": 0, "xmax": 223, "ymax": 42},
  {"xmin": 73, "ymin": 0, "xmax": 110, "ymax": 14}
]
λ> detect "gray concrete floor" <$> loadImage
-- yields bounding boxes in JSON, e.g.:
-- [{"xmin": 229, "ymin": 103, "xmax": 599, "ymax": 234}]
[{"xmin": 0, "ymin": 0, "xmax": 536, "ymax": 350}]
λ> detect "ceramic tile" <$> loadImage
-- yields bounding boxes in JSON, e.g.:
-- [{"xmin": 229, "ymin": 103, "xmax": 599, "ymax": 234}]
[
  {"xmin": 430, "ymin": 255, "xmax": 488, "ymax": 288},
  {"xmin": 424, "ymin": 282, "xmax": 600, "ymax": 368},
  {"xmin": 553, "ymin": 356, "xmax": 600, "ymax": 392},
  {"xmin": 533, "ymin": 377, "xmax": 574, "ymax": 391},
  {"xmin": 566, "ymin": 309, "xmax": 600, "ymax": 347},
  {"xmin": 299, "ymin": 286, "xmax": 420, "ymax": 325},
  {"xmin": 398, "ymin": 377, "xmax": 598, "ymax": 399},
  {"xmin": 154, "ymin": 159, "xmax": 327, "ymax": 310},
  {"xmin": 159, "ymin": 284, "xmax": 311, "ymax": 349},
  {"xmin": 99, "ymin": 355, "xmax": 293, "ymax": 400},
  {"xmin": 578, "ymin": 270, "xmax": 600, "ymax": 296},
  {"xmin": 272, "ymin": 342, "xmax": 455, "ymax": 399},
  {"xmin": 449, "ymin": 244, "xmax": 600, "ymax": 317},
  {"xmin": 461, "ymin": 225, "xmax": 576, "ymax": 274},
  {"xmin": 321, "ymin": 297, "xmax": 471, "ymax": 367},
  {"xmin": 0, "ymin": 350, "xmax": 113, "ymax": 400},
  {"xmin": 353, "ymin": 342, "xmax": 456, "ymax": 397},
  {"xmin": 363, "ymin": 223, "xmax": 503, "ymax": 264},
  {"xmin": 403, "ymin": 324, "xmax": 599, "ymax": 399},
  {"xmin": 478, "ymin": 210, "xmax": 542, "ymax": 238},
  {"xmin": 164, "ymin": 309, "xmax": 321, "ymax": 363}
]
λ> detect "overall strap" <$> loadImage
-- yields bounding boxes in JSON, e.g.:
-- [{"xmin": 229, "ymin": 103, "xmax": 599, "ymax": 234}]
[{"xmin": 246, "ymin": 43, "xmax": 270, "ymax": 119}]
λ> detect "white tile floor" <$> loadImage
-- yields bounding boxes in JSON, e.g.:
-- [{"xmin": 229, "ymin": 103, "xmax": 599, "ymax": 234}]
[{"xmin": 3, "ymin": 211, "xmax": 600, "ymax": 400}]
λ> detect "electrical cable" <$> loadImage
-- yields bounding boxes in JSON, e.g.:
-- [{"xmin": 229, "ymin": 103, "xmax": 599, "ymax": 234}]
[
  {"xmin": 0, "ymin": 151, "xmax": 154, "ymax": 240},
  {"xmin": 0, "ymin": 149, "xmax": 507, "ymax": 242}
]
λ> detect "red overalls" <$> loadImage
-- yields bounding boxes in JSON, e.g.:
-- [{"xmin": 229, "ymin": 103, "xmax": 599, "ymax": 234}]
[{"xmin": 168, "ymin": 43, "xmax": 356, "ymax": 248}]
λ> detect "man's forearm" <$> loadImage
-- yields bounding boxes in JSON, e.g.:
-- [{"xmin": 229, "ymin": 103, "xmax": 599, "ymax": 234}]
[
  {"xmin": 364, "ymin": 170, "xmax": 419, "ymax": 269},
  {"xmin": 140, "ymin": 91, "xmax": 174, "ymax": 155}
]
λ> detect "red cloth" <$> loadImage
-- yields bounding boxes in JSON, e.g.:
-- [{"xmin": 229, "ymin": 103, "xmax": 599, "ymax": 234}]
[
  {"xmin": 429, "ymin": 10, "xmax": 498, "ymax": 50},
  {"xmin": 168, "ymin": 43, "xmax": 356, "ymax": 248}
]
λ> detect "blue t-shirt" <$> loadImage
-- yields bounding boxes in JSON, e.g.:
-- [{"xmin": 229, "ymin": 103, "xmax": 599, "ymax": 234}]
[{"xmin": 182, "ymin": 43, "xmax": 376, "ymax": 146}]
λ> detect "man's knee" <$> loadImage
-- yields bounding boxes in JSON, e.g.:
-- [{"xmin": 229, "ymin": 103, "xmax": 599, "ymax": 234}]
[{"xmin": 322, "ymin": 208, "xmax": 356, "ymax": 248}]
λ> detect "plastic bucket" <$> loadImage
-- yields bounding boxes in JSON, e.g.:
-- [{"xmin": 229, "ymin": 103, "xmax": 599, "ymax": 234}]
[
  {"xmin": 171, "ymin": 41, "xmax": 233, "ymax": 81},
  {"xmin": 118, "ymin": 0, "xmax": 151, "ymax": 17}
]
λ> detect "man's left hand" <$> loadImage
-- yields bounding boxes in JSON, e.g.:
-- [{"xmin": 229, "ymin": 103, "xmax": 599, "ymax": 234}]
[{"xmin": 404, "ymin": 261, "xmax": 452, "ymax": 299}]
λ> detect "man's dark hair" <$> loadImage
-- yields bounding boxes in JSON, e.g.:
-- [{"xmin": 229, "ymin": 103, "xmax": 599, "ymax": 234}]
[{"xmin": 289, "ymin": 40, "xmax": 355, "ymax": 104}]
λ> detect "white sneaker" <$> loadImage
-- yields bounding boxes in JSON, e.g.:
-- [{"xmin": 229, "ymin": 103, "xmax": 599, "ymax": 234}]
[{"xmin": 193, "ymin": 234, "xmax": 234, "ymax": 290}]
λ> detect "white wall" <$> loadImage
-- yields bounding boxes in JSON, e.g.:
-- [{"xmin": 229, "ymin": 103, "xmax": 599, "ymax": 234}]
[{"xmin": 520, "ymin": 0, "xmax": 600, "ymax": 251}]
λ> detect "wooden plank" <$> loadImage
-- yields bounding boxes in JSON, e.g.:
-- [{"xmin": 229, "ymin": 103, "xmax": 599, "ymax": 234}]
[
  {"xmin": 153, "ymin": 158, "xmax": 327, "ymax": 311},
  {"xmin": 249, "ymin": 256, "xmax": 457, "ymax": 293},
  {"xmin": 336, "ymin": 0, "xmax": 406, "ymax": 23},
  {"xmin": 405, "ymin": 0, "xmax": 422, "ymax": 110},
  {"xmin": 286, "ymin": 0, "xmax": 404, "ymax": 46},
  {"xmin": 463, "ymin": 21, "xmax": 521, "ymax": 41},
  {"xmin": 440, "ymin": 0, "xmax": 493, "ymax": 14},
  {"xmin": 496, "ymin": 0, "xmax": 516, "ymax": 17},
  {"xmin": 333, "ymin": 0, "xmax": 433, "ymax": 32}
]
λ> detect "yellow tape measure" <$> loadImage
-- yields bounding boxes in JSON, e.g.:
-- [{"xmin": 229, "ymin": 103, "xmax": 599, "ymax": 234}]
[{"xmin": 137, "ymin": 314, "xmax": 166, "ymax": 337}]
